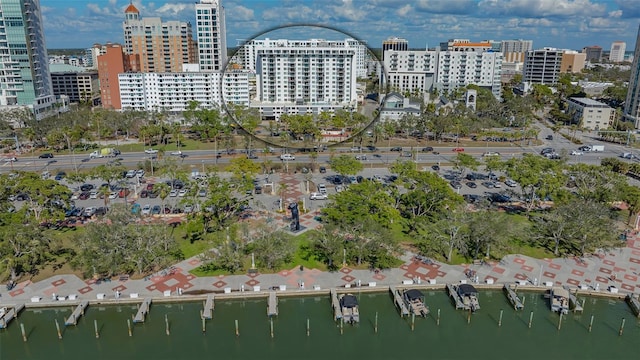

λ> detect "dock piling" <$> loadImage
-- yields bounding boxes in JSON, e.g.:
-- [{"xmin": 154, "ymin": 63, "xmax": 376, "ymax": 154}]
[
  {"xmin": 340, "ymin": 317, "xmax": 343, "ymax": 335},
  {"xmin": 202, "ymin": 316, "xmax": 206, "ymax": 333},
  {"xmin": 467, "ymin": 309, "xmax": 471, "ymax": 324},
  {"xmin": 558, "ymin": 313, "xmax": 563, "ymax": 331},
  {"xmin": 165, "ymin": 314, "xmax": 169, "ymax": 336},
  {"xmin": 619, "ymin": 318, "xmax": 625, "ymax": 336},
  {"xmin": 127, "ymin": 319, "xmax": 132, "ymax": 337},
  {"xmin": 55, "ymin": 319, "xmax": 62, "ymax": 339},
  {"xmin": 375, "ymin": 312, "xmax": 378, "ymax": 333},
  {"xmin": 411, "ymin": 313, "xmax": 415, "ymax": 331},
  {"xmin": 437, "ymin": 309, "xmax": 440, "ymax": 326},
  {"xmin": 498, "ymin": 309, "xmax": 503, "ymax": 327},
  {"xmin": 588, "ymin": 315, "xmax": 594, "ymax": 332},
  {"xmin": 20, "ymin": 323, "xmax": 26, "ymax": 342},
  {"xmin": 270, "ymin": 317, "xmax": 274, "ymax": 338},
  {"xmin": 235, "ymin": 319, "xmax": 239, "ymax": 337},
  {"xmin": 94, "ymin": 319, "xmax": 99, "ymax": 339},
  {"xmin": 528, "ymin": 311, "xmax": 533, "ymax": 329},
  {"xmin": 307, "ymin": 318, "xmax": 310, "ymax": 337}
]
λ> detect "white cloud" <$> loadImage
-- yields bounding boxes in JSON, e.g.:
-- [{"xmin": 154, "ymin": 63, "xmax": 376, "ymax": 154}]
[
  {"xmin": 396, "ymin": 5, "xmax": 412, "ymax": 17},
  {"xmin": 228, "ymin": 5, "xmax": 254, "ymax": 21},
  {"xmin": 416, "ymin": 0, "xmax": 478, "ymax": 14},
  {"xmin": 155, "ymin": 3, "xmax": 193, "ymax": 17},
  {"xmin": 479, "ymin": 0, "xmax": 607, "ymax": 18}
]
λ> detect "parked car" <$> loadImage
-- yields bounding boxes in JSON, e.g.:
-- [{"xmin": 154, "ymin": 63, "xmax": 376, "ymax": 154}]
[
  {"xmin": 141, "ymin": 204, "xmax": 151, "ymax": 215},
  {"xmin": 38, "ymin": 153, "xmax": 54, "ymax": 159},
  {"xmin": 89, "ymin": 191, "xmax": 98, "ymax": 199},
  {"xmin": 431, "ymin": 165, "xmax": 440, "ymax": 171},
  {"xmin": 319, "ymin": 166, "xmax": 327, "ymax": 173},
  {"xmin": 54, "ymin": 172, "xmax": 66, "ymax": 180},
  {"xmin": 136, "ymin": 169, "xmax": 145, "ymax": 178},
  {"xmin": 140, "ymin": 190, "xmax": 148, "ymax": 198},
  {"xmin": 79, "ymin": 192, "xmax": 90, "ymax": 200},
  {"xmin": 482, "ymin": 181, "xmax": 495, "ymax": 189},
  {"xmin": 125, "ymin": 170, "xmax": 136, "ymax": 178},
  {"xmin": 178, "ymin": 189, "xmax": 188, "ymax": 197},
  {"xmin": 151, "ymin": 205, "xmax": 161, "ymax": 215},
  {"xmin": 84, "ymin": 207, "xmax": 96, "ymax": 217},
  {"xmin": 108, "ymin": 192, "xmax": 118, "ymax": 199},
  {"xmin": 80, "ymin": 183, "xmax": 94, "ymax": 192},
  {"xmin": 505, "ymin": 179, "xmax": 518, "ymax": 187},
  {"xmin": 169, "ymin": 189, "xmax": 178, "ymax": 197},
  {"xmin": 198, "ymin": 189, "xmax": 207, "ymax": 197},
  {"xmin": 309, "ymin": 192, "xmax": 328, "ymax": 200},
  {"xmin": 450, "ymin": 181, "xmax": 462, "ymax": 189},
  {"xmin": 466, "ymin": 182, "xmax": 477, "ymax": 188},
  {"xmin": 317, "ymin": 183, "xmax": 327, "ymax": 194},
  {"xmin": 118, "ymin": 188, "xmax": 130, "ymax": 198},
  {"xmin": 545, "ymin": 135, "xmax": 553, "ymax": 140}
]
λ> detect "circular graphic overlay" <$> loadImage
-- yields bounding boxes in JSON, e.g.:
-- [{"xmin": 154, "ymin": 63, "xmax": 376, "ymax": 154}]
[{"xmin": 220, "ymin": 24, "xmax": 388, "ymax": 151}]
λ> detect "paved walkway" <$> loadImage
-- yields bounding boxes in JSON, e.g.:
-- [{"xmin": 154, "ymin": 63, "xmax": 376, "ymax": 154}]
[{"xmin": 2, "ymin": 235, "xmax": 639, "ymax": 305}]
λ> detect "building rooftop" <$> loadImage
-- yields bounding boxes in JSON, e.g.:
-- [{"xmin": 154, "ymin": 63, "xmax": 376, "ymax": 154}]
[
  {"xmin": 568, "ymin": 97, "xmax": 610, "ymax": 107},
  {"xmin": 50, "ymin": 64, "xmax": 90, "ymax": 73},
  {"xmin": 125, "ymin": 3, "xmax": 139, "ymax": 13}
]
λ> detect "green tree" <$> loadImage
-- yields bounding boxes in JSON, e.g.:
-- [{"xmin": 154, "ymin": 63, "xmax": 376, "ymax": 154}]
[
  {"xmin": 329, "ymin": 154, "xmax": 364, "ymax": 180},
  {"xmin": 0, "ymin": 223, "xmax": 57, "ymax": 281},
  {"xmin": 417, "ymin": 206, "xmax": 469, "ymax": 262},
  {"xmin": 504, "ymin": 154, "xmax": 566, "ymax": 214},
  {"xmin": 454, "ymin": 153, "xmax": 481, "ymax": 177}
]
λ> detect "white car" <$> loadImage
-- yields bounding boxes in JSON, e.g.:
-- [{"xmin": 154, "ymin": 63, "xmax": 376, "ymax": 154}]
[
  {"xmin": 309, "ymin": 192, "xmax": 328, "ymax": 200},
  {"xmin": 169, "ymin": 189, "xmax": 178, "ymax": 197},
  {"xmin": 571, "ymin": 150, "xmax": 583, "ymax": 156},
  {"xmin": 317, "ymin": 183, "xmax": 327, "ymax": 194},
  {"xmin": 505, "ymin": 179, "xmax": 517, "ymax": 188},
  {"xmin": 108, "ymin": 192, "xmax": 118, "ymax": 199},
  {"xmin": 178, "ymin": 189, "xmax": 188, "ymax": 197},
  {"xmin": 335, "ymin": 185, "xmax": 344, "ymax": 193},
  {"xmin": 125, "ymin": 170, "xmax": 136, "ymax": 178},
  {"xmin": 170, "ymin": 150, "xmax": 183, "ymax": 156},
  {"xmin": 492, "ymin": 181, "xmax": 502, "ymax": 188},
  {"xmin": 141, "ymin": 204, "xmax": 151, "ymax": 215},
  {"xmin": 355, "ymin": 154, "xmax": 367, "ymax": 160},
  {"xmin": 71, "ymin": 193, "xmax": 80, "ymax": 200},
  {"xmin": 136, "ymin": 169, "xmax": 145, "ymax": 178},
  {"xmin": 89, "ymin": 191, "xmax": 98, "ymax": 199},
  {"xmin": 3, "ymin": 157, "xmax": 17, "ymax": 162},
  {"xmin": 144, "ymin": 149, "xmax": 158, "ymax": 154},
  {"xmin": 280, "ymin": 153, "xmax": 295, "ymax": 161}
]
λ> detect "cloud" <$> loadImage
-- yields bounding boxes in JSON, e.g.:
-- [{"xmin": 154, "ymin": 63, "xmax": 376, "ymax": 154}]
[
  {"xmin": 615, "ymin": 0, "xmax": 640, "ymax": 18},
  {"xmin": 155, "ymin": 3, "xmax": 193, "ymax": 17},
  {"xmin": 416, "ymin": 0, "xmax": 479, "ymax": 15},
  {"xmin": 396, "ymin": 5, "xmax": 412, "ymax": 17},
  {"xmin": 479, "ymin": 0, "xmax": 607, "ymax": 18},
  {"xmin": 228, "ymin": 5, "xmax": 254, "ymax": 21}
]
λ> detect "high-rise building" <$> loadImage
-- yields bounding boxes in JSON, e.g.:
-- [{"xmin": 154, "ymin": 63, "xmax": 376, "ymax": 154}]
[
  {"xmin": 560, "ymin": 51, "xmax": 586, "ymax": 73},
  {"xmin": 196, "ymin": 0, "xmax": 227, "ymax": 72},
  {"xmin": 122, "ymin": 3, "xmax": 197, "ymax": 73},
  {"xmin": 382, "ymin": 37, "xmax": 408, "ymax": 60},
  {"xmin": 97, "ymin": 44, "xmax": 140, "ymax": 109},
  {"xmin": 500, "ymin": 39, "xmax": 533, "ymax": 63},
  {"xmin": 582, "ymin": 45, "xmax": 603, "ymax": 62},
  {"xmin": 624, "ymin": 25, "xmax": 640, "ymax": 127},
  {"xmin": 523, "ymin": 48, "xmax": 564, "ymax": 85},
  {"xmin": 609, "ymin": 41, "xmax": 626, "ymax": 63},
  {"xmin": 384, "ymin": 49, "xmax": 503, "ymax": 98},
  {"xmin": 0, "ymin": 0, "xmax": 56, "ymax": 118},
  {"xmin": 51, "ymin": 71, "xmax": 99, "ymax": 105},
  {"xmin": 236, "ymin": 38, "xmax": 368, "ymax": 78}
]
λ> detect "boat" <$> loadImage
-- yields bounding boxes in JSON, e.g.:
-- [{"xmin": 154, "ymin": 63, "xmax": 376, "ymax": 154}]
[
  {"xmin": 339, "ymin": 294, "xmax": 360, "ymax": 324},
  {"xmin": 550, "ymin": 287, "xmax": 570, "ymax": 315},
  {"xmin": 402, "ymin": 289, "xmax": 429, "ymax": 317},
  {"xmin": 457, "ymin": 284, "xmax": 480, "ymax": 312},
  {"xmin": 0, "ymin": 307, "xmax": 6, "ymax": 319}
]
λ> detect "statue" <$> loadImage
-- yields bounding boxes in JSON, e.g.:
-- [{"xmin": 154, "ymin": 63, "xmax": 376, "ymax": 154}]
[{"xmin": 288, "ymin": 202, "xmax": 300, "ymax": 231}]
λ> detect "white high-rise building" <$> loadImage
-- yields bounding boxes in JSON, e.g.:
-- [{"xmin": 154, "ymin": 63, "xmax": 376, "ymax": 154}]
[
  {"xmin": 236, "ymin": 38, "xmax": 368, "ymax": 78},
  {"xmin": 384, "ymin": 49, "xmax": 503, "ymax": 98},
  {"xmin": 252, "ymin": 44, "xmax": 357, "ymax": 119},
  {"xmin": 118, "ymin": 70, "xmax": 249, "ymax": 112},
  {"xmin": 0, "ymin": 0, "xmax": 56, "ymax": 119},
  {"xmin": 196, "ymin": 0, "xmax": 227, "ymax": 72},
  {"xmin": 624, "ymin": 25, "xmax": 640, "ymax": 128},
  {"xmin": 609, "ymin": 41, "xmax": 626, "ymax": 63},
  {"xmin": 523, "ymin": 48, "xmax": 563, "ymax": 85}
]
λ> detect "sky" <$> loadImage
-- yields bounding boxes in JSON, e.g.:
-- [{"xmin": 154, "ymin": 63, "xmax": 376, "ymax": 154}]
[{"xmin": 42, "ymin": 0, "xmax": 640, "ymax": 52}]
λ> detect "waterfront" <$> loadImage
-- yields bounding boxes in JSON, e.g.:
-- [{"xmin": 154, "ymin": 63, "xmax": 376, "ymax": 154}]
[{"xmin": 2, "ymin": 290, "xmax": 639, "ymax": 360}]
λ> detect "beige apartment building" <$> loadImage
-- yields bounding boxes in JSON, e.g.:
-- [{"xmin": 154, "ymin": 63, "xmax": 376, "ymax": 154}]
[
  {"xmin": 560, "ymin": 51, "xmax": 586, "ymax": 73},
  {"xmin": 566, "ymin": 97, "xmax": 615, "ymax": 131},
  {"xmin": 123, "ymin": 3, "xmax": 197, "ymax": 73}
]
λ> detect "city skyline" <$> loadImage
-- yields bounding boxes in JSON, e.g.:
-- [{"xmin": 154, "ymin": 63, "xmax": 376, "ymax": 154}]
[{"xmin": 44, "ymin": 0, "xmax": 639, "ymax": 51}]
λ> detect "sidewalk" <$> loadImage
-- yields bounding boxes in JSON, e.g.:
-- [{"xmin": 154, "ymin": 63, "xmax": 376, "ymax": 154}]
[{"xmin": 2, "ymin": 234, "xmax": 639, "ymax": 305}]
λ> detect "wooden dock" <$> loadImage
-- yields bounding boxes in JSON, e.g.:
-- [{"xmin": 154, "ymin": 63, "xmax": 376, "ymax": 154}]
[
  {"xmin": 267, "ymin": 292, "xmax": 278, "ymax": 317},
  {"xmin": 503, "ymin": 284, "xmax": 525, "ymax": 311},
  {"xmin": 330, "ymin": 288, "xmax": 342, "ymax": 320},
  {"xmin": 390, "ymin": 286, "xmax": 409, "ymax": 317},
  {"xmin": 563, "ymin": 286, "xmax": 584, "ymax": 313},
  {"xmin": 65, "ymin": 301, "xmax": 89, "ymax": 326},
  {"xmin": 0, "ymin": 303, "xmax": 25, "ymax": 329},
  {"xmin": 446, "ymin": 284, "xmax": 465, "ymax": 310},
  {"xmin": 625, "ymin": 293, "xmax": 640, "ymax": 318},
  {"xmin": 133, "ymin": 298, "xmax": 152, "ymax": 323},
  {"xmin": 202, "ymin": 294, "xmax": 215, "ymax": 320}
]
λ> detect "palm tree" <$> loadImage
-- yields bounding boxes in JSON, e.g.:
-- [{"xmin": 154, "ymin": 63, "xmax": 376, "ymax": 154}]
[{"xmin": 278, "ymin": 183, "xmax": 288, "ymax": 212}]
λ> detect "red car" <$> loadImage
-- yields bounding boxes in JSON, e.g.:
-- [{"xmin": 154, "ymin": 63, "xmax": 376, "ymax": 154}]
[
  {"xmin": 146, "ymin": 183, "xmax": 155, "ymax": 191},
  {"xmin": 452, "ymin": 147, "xmax": 465, "ymax": 152}
]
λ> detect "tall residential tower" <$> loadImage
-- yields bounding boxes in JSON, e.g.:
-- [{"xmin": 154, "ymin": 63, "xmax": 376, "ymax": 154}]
[
  {"xmin": 624, "ymin": 25, "xmax": 640, "ymax": 128},
  {"xmin": 0, "ymin": 0, "xmax": 56, "ymax": 118},
  {"xmin": 196, "ymin": 0, "xmax": 227, "ymax": 71}
]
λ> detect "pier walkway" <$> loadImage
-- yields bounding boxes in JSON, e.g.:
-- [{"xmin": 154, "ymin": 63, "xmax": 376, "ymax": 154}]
[
  {"xmin": 65, "ymin": 301, "xmax": 89, "ymax": 326},
  {"xmin": 563, "ymin": 286, "xmax": 584, "ymax": 313},
  {"xmin": 503, "ymin": 284, "xmax": 525, "ymax": 310},
  {"xmin": 202, "ymin": 294, "xmax": 214, "ymax": 320},
  {"xmin": 626, "ymin": 294, "xmax": 640, "ymax": 317},
  {"xmin": 267, "ymin": 292, "xmax": 278, "ymax": 317},
  {"xmin": 0, "ymin": 303, "xmax": 24, "ymax": 329},
  {"xmin": 133, "ymin": 298, "xmax": 152, "ymax": 323},
  {"xmin": 330, "ymin": 288, "xmax": 341, "ymax": 320},
  {"xmin": 446, "ymin": 284, "xmax": 465, "ymax": 310},
  {"xmin": 390, "ymin": 286, "xmax": 409, "ymax": 317}
]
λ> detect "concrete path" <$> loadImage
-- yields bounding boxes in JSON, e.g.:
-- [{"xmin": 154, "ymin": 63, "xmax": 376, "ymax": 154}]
[{"xmin": 2, "ymin": 234, "xmax": 639, "ymax": 306}]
